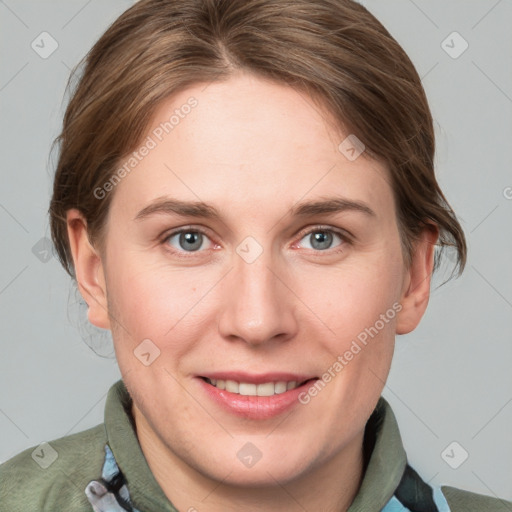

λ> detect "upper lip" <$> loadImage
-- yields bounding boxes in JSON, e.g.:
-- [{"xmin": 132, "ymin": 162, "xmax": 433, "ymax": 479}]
[{"xmin": 199, "ymin": 372, "xmax": 318, "ymax": 384}]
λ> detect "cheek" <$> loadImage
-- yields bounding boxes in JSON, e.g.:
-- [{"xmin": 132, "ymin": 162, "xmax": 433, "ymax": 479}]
[
  {"xmin": 301, "ymin": 257, "xmax": 403, "ymax": 342},
  {"xmin": 105, "ymin": 251, "xmax": 216, "ymax": 355}
]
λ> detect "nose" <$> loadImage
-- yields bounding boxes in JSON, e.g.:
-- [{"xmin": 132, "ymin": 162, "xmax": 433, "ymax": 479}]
[{"xmin": 217, "ymin": 246, "xmax": 299, "ymax": 347}]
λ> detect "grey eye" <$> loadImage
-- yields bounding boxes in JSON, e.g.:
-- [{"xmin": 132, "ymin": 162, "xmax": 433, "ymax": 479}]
[
  {"xmin": 299, "ymin": 230, "xmax": 342, "ymax": 251},
  {"xmin": 167, "ymin": 231, "xmax": 207, "ymax": 252}
]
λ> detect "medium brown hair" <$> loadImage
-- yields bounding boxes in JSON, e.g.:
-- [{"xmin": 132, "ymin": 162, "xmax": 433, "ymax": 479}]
[{"xmin": 49, "ymin": 0, "xmax": 466, "ymax": 279}]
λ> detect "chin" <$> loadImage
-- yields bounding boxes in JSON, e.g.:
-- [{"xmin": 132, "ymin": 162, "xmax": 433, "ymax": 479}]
[{"xmin": 206, "ymin": 458, "xmax": 310, "ymax": 488}]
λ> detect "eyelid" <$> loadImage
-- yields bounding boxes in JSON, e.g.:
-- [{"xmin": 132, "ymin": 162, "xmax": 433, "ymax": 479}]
[
  {"xmin": 160, "ymin": 224, "xmax": 352, "ymax": 256},
  {"xmin": 161, "ymin": 224, "xmax": 214, "ymax": 240},
  {"xmin": 160, "ymin": 225, "xmax": 218, "ymax": 255},
  {"xmin": 292, "ymin": 224, "xmax": 352, "ymax": 251},
  {"xmin": 294, "ymin": 224, "xmax": 352, "ymax": 243}
]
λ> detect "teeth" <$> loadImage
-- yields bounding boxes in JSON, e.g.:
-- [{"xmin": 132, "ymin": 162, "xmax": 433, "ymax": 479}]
[
  {"xmin": 256, "ymin": 382, "xmax": 275, "ymax": 396},
  {"xmin": 239, "ymin": 383, "xmax": 257, "ymax": 396},
  {"xmin": 286, "ymin": 381, "xmax": 297, "ymax": 390},
  {"xmin": 207, "ymin": 378, "xmax": 303, "ymax": 396},
  {"xmin": 275, "ymin": 381, "xmax": 287, "ymax": 394},
  {"xmin": 225, "ymin": 380, "xmax": 239, "ymax": 393}
]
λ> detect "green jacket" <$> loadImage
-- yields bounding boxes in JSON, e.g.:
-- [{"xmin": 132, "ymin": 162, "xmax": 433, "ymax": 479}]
[{"xmin": 1, "ymin": 379, "xmax": 510, "ymax": 511}]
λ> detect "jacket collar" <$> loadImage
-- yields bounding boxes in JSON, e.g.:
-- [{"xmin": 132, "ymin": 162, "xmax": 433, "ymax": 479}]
[{"xmin": 348, "ymin": 397, "xmax": 408, "ymax": 511}]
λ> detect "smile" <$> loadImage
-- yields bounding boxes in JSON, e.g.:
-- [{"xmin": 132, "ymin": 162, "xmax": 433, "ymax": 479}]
[
  {"xmin": 203, "ymin": 378, "xmax": 308, "ymax": 396},
  {"xmin": 198, "ymin": 372, "xmax": 319, "ymax": 419}
]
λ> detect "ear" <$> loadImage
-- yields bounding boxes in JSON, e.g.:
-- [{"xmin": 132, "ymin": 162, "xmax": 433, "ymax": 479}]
[
  {"xmin": 66, "ymin": 209, "xmax": 111, "ymax": 330},
  {"xmin": 396, "ymin": 223, "xmax": 439, "ymax": 335}
]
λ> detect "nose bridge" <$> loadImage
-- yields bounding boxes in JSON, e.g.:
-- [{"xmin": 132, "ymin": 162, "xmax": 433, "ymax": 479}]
[{"xmin": 217, "ymin": 241, "xmax": 296, "ymax": 345}]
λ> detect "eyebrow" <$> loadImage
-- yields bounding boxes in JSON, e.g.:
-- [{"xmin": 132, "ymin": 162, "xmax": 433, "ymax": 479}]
[{"xmin": 134, "ymin": 196, "xmax": 376, "ymax": 222}]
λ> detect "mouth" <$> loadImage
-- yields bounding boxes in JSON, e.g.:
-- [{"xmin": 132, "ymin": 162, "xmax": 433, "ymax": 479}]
[
  {"xmin": 200, "ymin": 377, "xmax": 316, "ymax": 396},
  {"xmin": 198, "ymin": 374, "xmax": 319, "ymax": 419}
]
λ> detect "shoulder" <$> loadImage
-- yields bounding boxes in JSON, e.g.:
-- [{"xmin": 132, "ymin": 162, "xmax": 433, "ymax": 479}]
[
  {"xmin": 0, "ymin": 423, "xmax": 107, "ymax": 512},
  {"xmin": 441, "ymin": 485, "xmax": 512, "ymax": 512}
]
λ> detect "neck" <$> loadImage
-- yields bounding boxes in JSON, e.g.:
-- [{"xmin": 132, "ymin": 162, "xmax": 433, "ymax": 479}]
[{"xmin": 132, "ymin": 403, "xmax": 366, "ymax": 512}]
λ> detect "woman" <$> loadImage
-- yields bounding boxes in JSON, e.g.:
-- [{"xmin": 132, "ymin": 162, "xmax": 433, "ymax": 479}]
[{"xmin": 0, "ymin": 0, "xmax": 509, "ymax": 510}]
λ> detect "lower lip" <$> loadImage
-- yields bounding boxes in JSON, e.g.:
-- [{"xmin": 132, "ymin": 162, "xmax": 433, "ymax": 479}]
[{"xmin": 198, "ymin": 378, "xmax": 318, "ymax": 420}]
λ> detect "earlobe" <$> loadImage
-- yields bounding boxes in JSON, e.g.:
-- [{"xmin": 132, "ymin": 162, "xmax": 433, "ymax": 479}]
[
  {"xmin": 66, "ymin": 209, "xmax": 111, "ymax": 330},
  {"xmin": 396, "ymin": 224, "xmax": 439, "ymax": 335}
]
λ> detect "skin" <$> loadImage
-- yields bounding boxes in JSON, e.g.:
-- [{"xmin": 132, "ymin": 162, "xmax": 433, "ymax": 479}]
[{"xmin": 67, "ymin": 71, "xmax": 438, "ymax": 512}]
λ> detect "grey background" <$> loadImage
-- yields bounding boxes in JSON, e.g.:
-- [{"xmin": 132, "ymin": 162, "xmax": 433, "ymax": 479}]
[{"xmin": 1, "ymin": 0, "xmax": 511, "ymax": 502}]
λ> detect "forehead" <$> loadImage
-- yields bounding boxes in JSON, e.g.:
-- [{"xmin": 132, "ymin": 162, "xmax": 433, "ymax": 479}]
[{"xmin": 110, "ymin": 72, "xmax": 394, "ymax": 222}]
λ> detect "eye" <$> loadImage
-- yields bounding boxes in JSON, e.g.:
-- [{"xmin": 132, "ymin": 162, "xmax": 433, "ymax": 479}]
[
  {"xmin": 164, "ymin": 228, "xmax": 213, "ymax": 253},
  {"xmin": 161, "ymin": 226, "xmax": 348, "ymax": 256},
  {"xmin": 297, "ymin": 227, "xmax": 347, "ymax": 252}
]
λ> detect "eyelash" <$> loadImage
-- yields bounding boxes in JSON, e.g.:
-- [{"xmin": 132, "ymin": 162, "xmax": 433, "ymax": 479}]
[{"xmin": 160, "ymin": 225, "xmax": 351, "ymax": 258}]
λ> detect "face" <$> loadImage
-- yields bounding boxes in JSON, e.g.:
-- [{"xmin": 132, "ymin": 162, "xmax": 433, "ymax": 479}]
[{"xmin": 72, "ymin": 72, "xmax": 433, "ymax": 487}]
